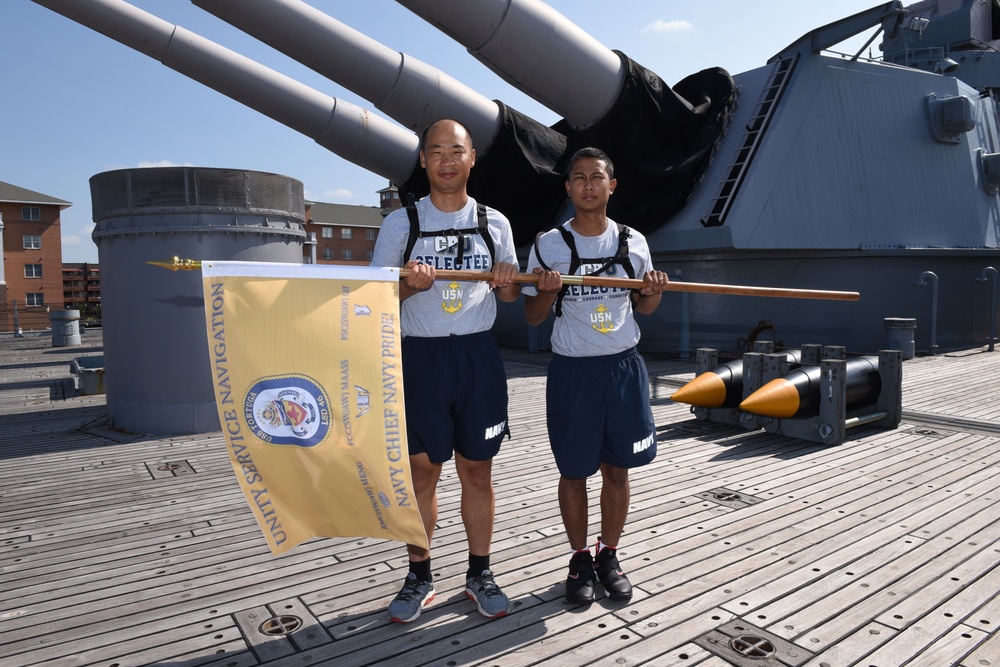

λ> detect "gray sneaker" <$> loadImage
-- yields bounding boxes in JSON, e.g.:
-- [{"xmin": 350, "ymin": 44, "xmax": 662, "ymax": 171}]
[
  {"xmin": 464, "ymin": 569, "xmax": 511, "ymax": 618},
  {"xmin": 387, "ymin": 572, "xmax": 436, "ymax": 623}
]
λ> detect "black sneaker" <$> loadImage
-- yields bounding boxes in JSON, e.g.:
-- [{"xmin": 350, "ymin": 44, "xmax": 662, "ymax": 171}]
[
  {"xmin": 595, "ymin": 546, "xmax": 632, "ymax": 601},
  {"xmin": 565, "ymin": 551, "xmax": 596, "ymax": 604}
]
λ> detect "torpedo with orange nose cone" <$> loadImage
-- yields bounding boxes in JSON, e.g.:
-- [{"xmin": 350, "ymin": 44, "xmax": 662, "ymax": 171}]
[
  {"xmin": 671, "ymin": 349, "xmax": 802, "ymax": 409},
  {"xmin": 739, "ymin": 356, "xmax": 883, "ymax": 419}
]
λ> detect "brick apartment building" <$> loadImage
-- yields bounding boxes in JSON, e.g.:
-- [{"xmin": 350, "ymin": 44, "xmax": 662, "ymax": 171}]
[
  {"xmin": 304, "ymin": 183, "xmax": 401, "ymax": 265},
  {"xmin": 63, "ymin": 262, "xmax": 102, "ymax": 325},
  {"xmin": 0, "ymin": 181, "xmax": 70, "ymax": 332}
]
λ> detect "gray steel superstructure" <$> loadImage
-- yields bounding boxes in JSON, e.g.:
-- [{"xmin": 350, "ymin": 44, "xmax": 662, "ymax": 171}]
[
  {"xmin": 31, "ymin": 0, "xmax": 1000, "ymax": 355},
  {"xmin": 645, "ymin": 1, "xmax": 1000, "ymax": 355}
]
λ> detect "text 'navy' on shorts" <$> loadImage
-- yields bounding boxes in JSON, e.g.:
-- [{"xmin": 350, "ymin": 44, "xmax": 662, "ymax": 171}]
[
  {"xmin": 402, "ymin": 331, "xmax": 509, "ymax": 464},
  {"xmin": 546, "ymin": 347, "xmax": 657, "ymax": 478}
]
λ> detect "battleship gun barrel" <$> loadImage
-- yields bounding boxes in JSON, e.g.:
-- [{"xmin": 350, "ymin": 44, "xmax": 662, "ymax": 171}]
[
  {"xmin": 395, "ymin": 0, "xmax": 624, "ymax": 129},
  {"xmin": 191, "ymin": 0, "xmax": 502, "ymax": 154},
  {"xmin": 30, "ymin": 0, "xmax": 420, "ymax": 182},
  {"xmin": 396, "ymin": 0, "xmax": 737, "ymax": 237}
]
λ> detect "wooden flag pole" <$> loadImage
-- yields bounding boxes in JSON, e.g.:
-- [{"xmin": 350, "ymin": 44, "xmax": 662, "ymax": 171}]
[
  {"xmin": 403, "ymin": 268, "xmax": 861, "ymax": 302},
  {"xmin": 146, "ymin": 259, "xmax": 860, "ymax": 302}
]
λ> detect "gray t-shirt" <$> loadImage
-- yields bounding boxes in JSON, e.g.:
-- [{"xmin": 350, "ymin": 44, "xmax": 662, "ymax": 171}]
[
  {"xmin": 523, "ymin": 220, "xmax": 654, "ymax": 357},
  {"xmin": 371, "ymin": 196, "xmax": 517, "ymax": 338}
]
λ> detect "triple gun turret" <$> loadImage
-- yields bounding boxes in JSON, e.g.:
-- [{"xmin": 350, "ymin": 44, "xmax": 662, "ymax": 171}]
[{"xmin": 32, "ymin": 0, "xmax": 735, "ymax": 244}]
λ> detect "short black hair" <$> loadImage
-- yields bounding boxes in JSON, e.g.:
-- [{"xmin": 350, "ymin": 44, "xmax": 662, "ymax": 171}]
[
  {"xmin": 566, "ymin": 147, "xmax": 614, "ymax": 180},
  {"xmin": 420, "ymin": 119, "xmax": 475, "ymax": 151}
]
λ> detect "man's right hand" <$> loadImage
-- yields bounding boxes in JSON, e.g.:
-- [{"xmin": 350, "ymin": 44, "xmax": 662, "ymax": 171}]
[
  {"xmin": 400, "ymin": 260, "xmax": 435, "ymax": 300},
  {"xmin": 403, "ymin": 260, "xmax": 435, "ymax": 290}
]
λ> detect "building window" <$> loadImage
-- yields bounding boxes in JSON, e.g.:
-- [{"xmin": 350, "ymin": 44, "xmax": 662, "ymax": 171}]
[
  {"xmin": 366, "ymin": 229, "xmax": 377, "ymax": 241},
  {"xmin": 342, "ymin": 249, "xmax": 353, "ymax": 260},
  {"xmin": 322, "ymin": 248, "xmax": 333, "ymax": 260},
  {"xmin": 341, "ymin": 228, "xmax": 352, "ymax": 239},
  {"xmin": 366, "ymin": 249, "xmax": 374, "ymax": 261},
  {"xmin": 24, "ymin": 264, "xmax": 42, "ymax": 278},
  {"xmin": 26, "ymin": 293, "xmax": 45, "ymax": 307},
  {"xmin": 322, "ymin": 227, "xmax": 333, "ymax": 238},
  {"xmin": 23, "ymin": 235, "xmax": 42, "ymax": 249},
  {"xmin": 22, "ymin": 206, "xmax": 40, "ymax": 221}
]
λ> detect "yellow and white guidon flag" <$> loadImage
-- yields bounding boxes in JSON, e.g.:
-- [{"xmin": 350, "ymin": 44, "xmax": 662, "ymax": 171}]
[{"xmin": 201, "ymin": 261, "xmax": 428, "ymax": 555}]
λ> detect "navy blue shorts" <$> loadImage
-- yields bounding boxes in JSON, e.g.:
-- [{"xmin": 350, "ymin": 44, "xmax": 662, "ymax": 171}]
[
  {"xmin": 546, "ymin": 347, "xmax": 657, "ymax": 478},
  {"xmin": 402, "ymin": 331, "xmax": 510, "ymax": 464}
]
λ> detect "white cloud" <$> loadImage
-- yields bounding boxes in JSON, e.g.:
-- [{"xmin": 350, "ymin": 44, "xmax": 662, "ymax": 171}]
[
  {"xmin": 303, "ymin": 188, "xmax": 356, "ymax": 203},
  {"xmin": 62, "ymin": 223, "xmax": 96, "ymax": 247},
  {"xmin": 642, "ymin": 19, "xmax": 694, "ymax": 34},
  {"xmin": 136, "ymin": 160, "xmax": 195, "ymax": 168}
]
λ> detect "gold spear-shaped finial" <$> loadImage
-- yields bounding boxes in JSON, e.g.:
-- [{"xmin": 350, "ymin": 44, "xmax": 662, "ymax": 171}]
[{"xmin": 146, "ymin": 257, "xmax": 203, "ymax": 271}]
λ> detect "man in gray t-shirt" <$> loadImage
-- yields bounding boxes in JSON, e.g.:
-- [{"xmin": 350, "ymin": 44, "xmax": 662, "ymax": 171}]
[
  {"xmin": 524, "ymin": 147, "xmax": 669, "ymax": 606},
  {"xmin": 371, "ymin": 119, "xmax": 519, "ymax": 623}
]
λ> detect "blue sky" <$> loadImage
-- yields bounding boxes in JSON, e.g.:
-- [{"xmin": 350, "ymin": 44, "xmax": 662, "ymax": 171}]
[{"xmin": 4, "ymin": 0, "xmax": 885, "ymax": 263}]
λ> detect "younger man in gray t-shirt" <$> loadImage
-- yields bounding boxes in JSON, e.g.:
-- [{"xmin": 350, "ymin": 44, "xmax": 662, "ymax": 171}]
[{"xmin": 523, "ymin": 147, "xmax": 669, "ymax": 606}]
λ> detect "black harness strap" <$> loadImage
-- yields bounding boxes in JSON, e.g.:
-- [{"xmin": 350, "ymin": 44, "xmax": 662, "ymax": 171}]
[
  {"xmin": 403, "ymin": 196, "xmax": 495, "ymax": 267},
  {"xmin": 533, "ymin": 222, "xmax": 636, "ymax": 317}
]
